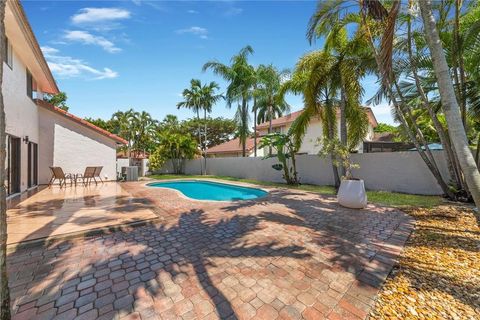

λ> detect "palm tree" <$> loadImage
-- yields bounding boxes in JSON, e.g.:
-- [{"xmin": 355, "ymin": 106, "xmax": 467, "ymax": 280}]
[
  {"xmin": 419, "ymin": 0, "xmax": 480, "ymax": 208},
  {"xmin": 203, "ymin": 46, "xmax": 256, "ymax": 157},
  {"xmin": 134, "ymin": 111, "xmax": 158, "ymax": 156},
  {"xmin": 111, "ymin": 109, "xmax": 136, "ymax": 165},
  {"xmin": 256, "ymin": 65, "xmax": 290, "ymax": 131},
  {"xmin": 177, "ymin": 79, "xmax": 204, "ymax": 174},
  {"xmin": 281, "ymin": 50, "xmax": 342, "ymax": 186},
  {"xmin": 0, "ymin": 2, "xmax": 11, "ymax": 318},
  {"xmin": 306, "ymin": 0, "xmax": 459, "ymax": 199},
  {"xmin": 198, "ymin": 81, "xmax": 223, "ymax": 172},
  {"xmin": 255, "ymin": 64, "xmax": 290, "ymax": 155}
]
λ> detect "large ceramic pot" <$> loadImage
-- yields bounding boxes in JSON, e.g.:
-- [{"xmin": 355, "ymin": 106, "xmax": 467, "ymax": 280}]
[{"xmin": 337, "ymin": 179, "xmax": 367, "ymax": 209}]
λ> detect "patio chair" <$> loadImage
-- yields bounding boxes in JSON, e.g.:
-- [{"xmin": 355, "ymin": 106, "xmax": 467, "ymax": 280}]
[
  {"xmin": 94, "ymin": 166, "xmax": 104, "ymax": 184},
  {"xmin": 49, "ymin": 167, "xmax": 75, "ymax": 188},
  {"xmin": 76, "ymin": 167, "xmax": 97, "ymax": 186}
]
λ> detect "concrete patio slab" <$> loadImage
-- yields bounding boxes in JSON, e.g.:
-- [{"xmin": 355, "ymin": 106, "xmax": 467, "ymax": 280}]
[
  {"xmin": 7, "ymin": 180, "xmax": 414, "ymax": 319},
  {"xmin": 7, "ymin": 183, "xmax": 159, "ymax": 246}
]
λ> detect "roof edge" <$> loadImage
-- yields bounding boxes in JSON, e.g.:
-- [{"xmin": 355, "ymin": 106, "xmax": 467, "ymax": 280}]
[
  {"xmin": 10, "ymin": 1, "xmax": 59, "ymax": 94},
  {"xmin": 35, "ymin": 99, "xmax": 127, "ymax": 145}
]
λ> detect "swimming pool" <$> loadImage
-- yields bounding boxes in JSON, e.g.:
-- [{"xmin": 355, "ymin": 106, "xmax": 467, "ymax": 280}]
[{"xmin": 147, "ymin": 180, "xmax": 268, "ymax": 201}]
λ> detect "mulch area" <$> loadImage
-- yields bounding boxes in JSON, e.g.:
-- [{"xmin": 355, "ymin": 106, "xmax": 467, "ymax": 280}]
[{"xmin": 370, "ymin": 205, "xmax": 480, "ymax": 319}]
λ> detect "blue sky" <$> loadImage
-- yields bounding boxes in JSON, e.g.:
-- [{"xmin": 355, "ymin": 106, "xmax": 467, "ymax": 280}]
[{"xmin": 23, "ymin": 0, "xmax": 394, "ymax": 125}]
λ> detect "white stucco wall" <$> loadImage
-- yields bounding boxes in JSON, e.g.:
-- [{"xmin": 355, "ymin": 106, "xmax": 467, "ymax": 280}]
[
  {"xmin": 38, "ymin": 108, "xmax": 118, "ymax": 184},
  {"xmin": 2, "ymin": 50, "xmax": 40, "ymax": 192},
  {"xmin": 157, "ymin": 151, "xmax": 449, "ymax": 195},
  {"xmin": 254, "ymin": 118, "xmax": 374, "ymax": 156}
]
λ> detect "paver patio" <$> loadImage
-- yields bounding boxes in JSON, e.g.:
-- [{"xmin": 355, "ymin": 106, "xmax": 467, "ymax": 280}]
[
  {"xmin": 7, "ymin": 183, "xmax": 159, "ymax": 246},
  {"xmin": 7, "ymin": 180, "xmax": 413, "ymax": 319}
]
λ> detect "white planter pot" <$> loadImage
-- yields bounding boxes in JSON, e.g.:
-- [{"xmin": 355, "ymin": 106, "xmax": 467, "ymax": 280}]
[{"xmin": 337, "ymin": 179, "xmax": 367, "ymax": 209}]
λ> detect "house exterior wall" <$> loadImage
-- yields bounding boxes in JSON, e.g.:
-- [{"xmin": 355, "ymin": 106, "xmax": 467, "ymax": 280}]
[
  {"xmin": 256, "ymin": 117, "xmax": 375, "ymax": 155},
  {"xmin": 2, "ymin": 48, "xmax": 40, "ymax": 192},
  {"xmin": 38, "ymin": 108, "xmax": 118, "ymax": 184}
]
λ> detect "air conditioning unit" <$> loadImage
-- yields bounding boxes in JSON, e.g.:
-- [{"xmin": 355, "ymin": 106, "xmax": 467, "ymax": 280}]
[{"xmin": 122, "ymin": 166, "xmax": 138, "ymax": 181}]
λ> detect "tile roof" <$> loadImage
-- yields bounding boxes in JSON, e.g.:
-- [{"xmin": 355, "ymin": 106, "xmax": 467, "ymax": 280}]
[
  {"xmin": 207, "ymin": 137, "xmax": 256, "ymax": 154},
  {"xmin": 35, "ymin": 99, "xmax": 128, "ymax": 144},
  {"xmin": 256, "ymin": 110, "xmax": 303, "ymax": 130},
  {"xmin": 256, "ymin": 107, "xmax": 378, "ymax": 129}
]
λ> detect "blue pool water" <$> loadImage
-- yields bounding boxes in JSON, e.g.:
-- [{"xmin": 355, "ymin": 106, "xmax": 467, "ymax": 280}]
[{"xmin": 147, "ymin": 180, "xmax": 268, "ymax": 201}]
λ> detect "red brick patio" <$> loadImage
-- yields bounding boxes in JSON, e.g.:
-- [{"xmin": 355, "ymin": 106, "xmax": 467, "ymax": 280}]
[{"xmin": 8, "ymin": 180, "xmax": 413, "ymax": 319}]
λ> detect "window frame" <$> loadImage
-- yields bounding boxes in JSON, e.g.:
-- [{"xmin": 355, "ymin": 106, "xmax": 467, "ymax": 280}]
[{"xmin": 4, "ymin": 37, "xmax": 13, "ymax": 69}]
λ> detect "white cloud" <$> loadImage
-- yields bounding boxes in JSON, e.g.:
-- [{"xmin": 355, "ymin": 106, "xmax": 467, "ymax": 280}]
[
  {"xmin": 370, "ymin": 102, "xmax": 392, "ymax": 115},
  {"xmin": 40, "ymin": 46, "xmax": 59, "ymax": 55},
  {"xmin": 71, "ymin": 8, "xmax": 131, "ymax": 24},
  {"xmin": 64, "ymin": 30, "xmax": 121, "ymax": 53},
  {"xmin": 176, "ymin": 26, "xmax": 208, "ymax": 39},
  {"xmin": 187, "ymin": 10, "xmax": 198, "ymax": 14},
  {"xmin": 41, "ymin": 46, "xmax": 118, "ymax": 80},
  {"xmin": 224, "ymin": 7, "xmax": 243, "ymax": 16}
]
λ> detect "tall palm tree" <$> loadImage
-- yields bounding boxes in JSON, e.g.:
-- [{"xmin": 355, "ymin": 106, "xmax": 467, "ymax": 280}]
[
  {"xmin": 203, "ymin": 46, "xmax": 256, "ymax": 157},
  {"xmin": 306, "ymin": 0, "xmax": 458, "ymax": 198},
  {"xmin": 255, "ymin": 64, "xmax": 290, "ymax": 155},
  {"xmin": 419, "ymin": 0, "xmax": 480, "ymax": 208},
  {"xmin": 198, "ymin": 81, "xmax": 223, "ymax": 172},
  {"xmin": 111, "ymin": 109, "xmax": 136, "ymax": 165},
  {"xmin": 0, "ymin": 2, "xmax": 11, "ymax": 318},
  {"xmin": 134, "ymin": 111, "xmax": 158, "ymax": 156},
  {"xmin": 256, "ymin": 65, "xmax": 290, "ymax": 132},
  {"xmin": 177, "ymin": 79, "xmax": 204, "ymax": 174}
]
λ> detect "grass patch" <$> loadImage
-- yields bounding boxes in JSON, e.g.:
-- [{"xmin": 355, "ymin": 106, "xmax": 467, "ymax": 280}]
[
  {"xmin": 148, "ymin": 174, "xmax": 442, "ymax": 208},
  {"xmin": 367, "ymin": 191, "xmax": 442, "ymax": 208}
]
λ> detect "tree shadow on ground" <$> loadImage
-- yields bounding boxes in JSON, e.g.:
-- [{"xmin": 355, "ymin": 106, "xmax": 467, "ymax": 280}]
[
  {"xmin": 8, "ymin": 208, "xmax": 309, "ymax": 319},
  {"xmin": 223, "ymin": 188, "xmax": 412, "ymax": 287}
]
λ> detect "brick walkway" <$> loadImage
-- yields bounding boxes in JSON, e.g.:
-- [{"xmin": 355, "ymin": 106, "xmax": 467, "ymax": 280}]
[{"xmin": 8, "ymin": 181, "xmax": 413, "ymax": 319}]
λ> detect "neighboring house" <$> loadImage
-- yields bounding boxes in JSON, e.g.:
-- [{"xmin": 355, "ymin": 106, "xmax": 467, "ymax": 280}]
[
  {"xmin": 207, "ymin": 108, "xmax": 378, "ymax": 157},
  {"xmin": 3, "ymin": 1, "xmax": 126, "ymax": 196},
  {"xmin": 207, "ymin": 137, "xmax": 257, "ymax": 158},
  {"xmin": 363, "ymin": 132, "xmax": 415, "ymax": 153}
]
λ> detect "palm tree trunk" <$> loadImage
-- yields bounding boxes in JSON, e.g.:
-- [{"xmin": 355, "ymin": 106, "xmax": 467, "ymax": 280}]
[
  {"xmin": 196, "ymin": 109, "xmax": 204, "ymax": 175},
  {"xmin": 0, "ymin": 2, "xmax": 11, "ymax": 318},
  {"xmin": 406, "ymin": 17, "xmax": 464, "ymax": 191},
  {"xmin": 268, "ymin": 105, "xmax": 273, "ymax": 156},
  {"xmin": 420, "ymin": 0, "xmax": 480, "ymax": 209},
  {"xmin": 241, "ymin": 98, "xmax": 247, "ymax": 157},
  {"xmin": 361, "ymin": 13, "xmax": 455, "ymax": 198},
  {"xmin": 253, "ymin": 90, "xmax": 257, "ymax": 157},
  {"xmin": 339, "ymin": 85, "xmax": 347, "ymax": 176},
  {"xmin": 203, "ymin": 109, "xmax": 207, "ymax": 175},
  {"xmin": 476, "ymin": 133, "xmax": 480, "ymax": 168}
]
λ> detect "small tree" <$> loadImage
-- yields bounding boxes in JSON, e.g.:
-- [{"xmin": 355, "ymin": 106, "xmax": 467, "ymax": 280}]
[
  {"xmin": 149, "ymin": 132, "xmax": 198, "ymax": 174},
  {"xmin": 259, "ymin": 132, "xmax": 300, "ymax": 185},
  {"xmin": 44, "ymin": 91, "xmax": 69, "ymax": 111},
  {"xmin": 320, "ymin": 139, "xmax": 359, "ymax": 181}
]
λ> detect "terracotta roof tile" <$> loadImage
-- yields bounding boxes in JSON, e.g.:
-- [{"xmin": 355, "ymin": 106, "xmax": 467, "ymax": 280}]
[
  {"xmin": 35, "ymin": 99, "xmax": 127, "ymax": 144},
  {"xmin": 256, "ymin": 107, "xmax": 378, "ymax": 129},
  {"xmin": 208, "ymin": 137, "xmax": 256, "ymax": 154}
]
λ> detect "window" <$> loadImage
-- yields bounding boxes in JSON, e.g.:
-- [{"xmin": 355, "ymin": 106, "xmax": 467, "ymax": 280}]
[
  {"xmin": 4, "ymin": 37, "xmax": 12, "ymax": 68},
  {"xmin": 5, "ymin": 135, "xmax": 21, "ymax": 195},
  {"xmin": 26, "ymin": 69, "xmax": 37, "ymax": 99},
  {"xmin": 28, "ymin": 142, "xmax": 38, "ymax": 188}
]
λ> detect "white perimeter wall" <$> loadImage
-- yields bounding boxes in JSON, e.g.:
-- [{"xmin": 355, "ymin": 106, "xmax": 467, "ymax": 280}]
[
  {"xmin": 38, "ymin": 108, "xmax": 118, "ymax": 184},
  {"xmin": 157, "ymin": 151, "xmax": 449, "ymax": 195}
]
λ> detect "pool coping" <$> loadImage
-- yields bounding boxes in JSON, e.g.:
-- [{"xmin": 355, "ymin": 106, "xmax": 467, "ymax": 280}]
[{"xmin": 143, "ymin": 178, "xmax": 271, "ymax": 203}]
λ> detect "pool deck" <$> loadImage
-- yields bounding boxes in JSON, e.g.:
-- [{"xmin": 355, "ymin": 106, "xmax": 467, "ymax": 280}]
[
  {"xmin": 7, "ymin": 180, "xmax": 414, "ymax": 319},
  {"xmin": 6, "ymin": 182, "xmax": 159, "ymax": 247}
]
